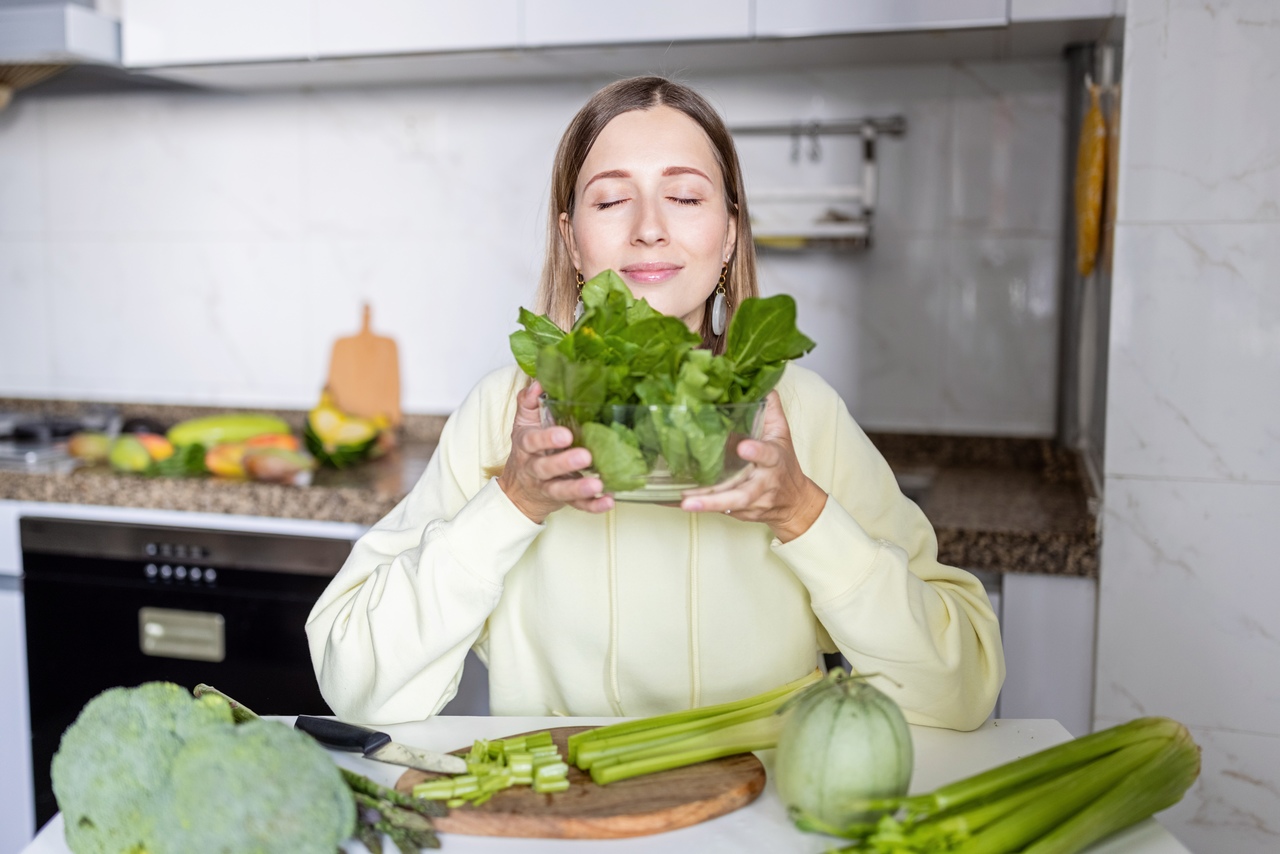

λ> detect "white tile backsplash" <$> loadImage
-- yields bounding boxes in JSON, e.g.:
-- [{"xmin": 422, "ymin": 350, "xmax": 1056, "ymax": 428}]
[
  {"xmin": 1105, "ymin": 221, "xmax": 1280, "ymax": 482},
  {"xmin": 1, "ymin": 64, "xmax": 1065, "ymax": 433},
  {"xmin": 0, "ymin": 242, "xmax": 52, "ymax": 394}
]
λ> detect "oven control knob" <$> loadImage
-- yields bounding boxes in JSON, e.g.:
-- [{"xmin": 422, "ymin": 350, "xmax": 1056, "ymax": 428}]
[
  {"xmin": 204, "ymin": 568, "xmax": 217, "ymax": 582},
  {"xmin": 175, "ymin": 566, "xmax": 187, "ymax": 579},
  {"xmin": 190, "ymin": 567, "xmax": 202, "ymax": 581},
  {"xmin": 160, "ymin": 564, "xmax": 172, "ymax": 579},
  {"xmin": 145, "ymin": 563, "xmax": 158, "ymax": 578},
  {"xmin": 146, "ymin": 543, "xmax": 158, "ymax": 556}
]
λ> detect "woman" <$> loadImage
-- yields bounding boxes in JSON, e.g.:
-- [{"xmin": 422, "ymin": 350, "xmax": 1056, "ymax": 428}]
[{"xmin": 306, "ymin": 77, "xmax": 1004, "ymax": 731}]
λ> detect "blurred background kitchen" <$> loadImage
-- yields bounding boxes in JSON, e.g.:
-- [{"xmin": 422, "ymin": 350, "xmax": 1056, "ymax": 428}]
[{"xmin": 1, "ymin": 1, "xmax": 1277, "ymax": 852}]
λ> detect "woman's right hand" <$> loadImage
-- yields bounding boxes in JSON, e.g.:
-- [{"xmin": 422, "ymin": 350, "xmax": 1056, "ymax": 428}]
[{"xmin": 497, "ymin": 380, "xmax": 614, "ymax": 523}]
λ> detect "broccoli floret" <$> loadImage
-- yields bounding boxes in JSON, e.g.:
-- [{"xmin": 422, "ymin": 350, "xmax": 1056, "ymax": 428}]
[
  {"xmin": 51, "ymin": 682, "xmax": 234, "ymax": 854},
  {"xmin": 50, "ymin": 682, "xmax": 354, "ymax": 854},
  {"xmin": 152, "ymin": 720, "xmax": 355, "ymax": 854}
]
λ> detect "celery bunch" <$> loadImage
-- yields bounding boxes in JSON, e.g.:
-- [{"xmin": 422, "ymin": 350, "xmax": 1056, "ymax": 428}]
[
  {"xmin": 568, "ymin": 669, "xmax": 823, "ymax": 785},
  {"xmin": 797, "ymin": 716, "xmax": 1200, "ymax": 854},
  {"xmin": 411, "ymin": 731, "xmax": 569, "ymax": 807}
]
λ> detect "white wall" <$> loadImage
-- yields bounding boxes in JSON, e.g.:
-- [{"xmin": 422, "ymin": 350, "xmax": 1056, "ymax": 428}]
[
  {"xmin": 0, "ymin": 61, "xmax": 1064, "ymax": 435},
  {"xmin": 1095, "ymin": 2, "xmax": 1280, "ymax": 852}
]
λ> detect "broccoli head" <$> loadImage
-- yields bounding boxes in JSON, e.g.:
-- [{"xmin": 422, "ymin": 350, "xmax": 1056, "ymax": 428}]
[
  {"xmin": 50, "ymin": 682, "xmax": 234, "ymax": 854},
  {"xmin": 152, "ymin": 719, "xmax": 355, "ymax": 854},
  {"xmin": 50, "ymin": 682, "xmax": 354, "ymax": 854}
]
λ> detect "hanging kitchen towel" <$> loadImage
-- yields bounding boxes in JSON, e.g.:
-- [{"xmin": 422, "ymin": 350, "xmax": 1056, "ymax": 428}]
[
  {"xmin": 1075, "ymin": 80, "xmax": 1107, "ymax": 277},
  {"xmin": 325, "ymin": 304, "xmax": 402, "ymax": 427}
]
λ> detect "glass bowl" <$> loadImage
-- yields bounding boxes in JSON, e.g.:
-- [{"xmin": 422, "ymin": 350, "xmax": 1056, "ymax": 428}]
[{"xmin": 540, "ymin": 398, "xmax": 766, "ymax": 502}]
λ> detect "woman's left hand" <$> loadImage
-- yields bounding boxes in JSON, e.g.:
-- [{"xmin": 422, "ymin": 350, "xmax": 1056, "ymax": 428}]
[{"xmin": 680, "ymin": 390, "xmax": 828, "ymax": 543}]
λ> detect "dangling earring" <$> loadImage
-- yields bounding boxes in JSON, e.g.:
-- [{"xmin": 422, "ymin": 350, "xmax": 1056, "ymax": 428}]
[
  {"xmin": 711, "ymin": 263, "xmax": 729, "ymax": 336},
  {"xmin": 573, "ymin": 270, "xmax": 585, "ymax": 323}
]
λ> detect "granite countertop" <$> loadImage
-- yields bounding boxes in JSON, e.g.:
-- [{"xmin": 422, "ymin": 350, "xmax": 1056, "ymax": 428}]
[{"xmin": 0, "ymin": 399, "xmax": 1099, "ymax": 578}]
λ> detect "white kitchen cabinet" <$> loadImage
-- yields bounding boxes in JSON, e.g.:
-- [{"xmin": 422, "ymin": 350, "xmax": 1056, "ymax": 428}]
[
  {"xmin": 123, "ymin": 0, "xmax": 521, "ymax": 67},
  {"xmin": 753, "ymin": 0, "xmax": 1007, "ymax": 38},
  {"xmin": 122, "ymin": 0, "xmax": 312, "ymax": 67},
  {"xmin": 0, "ymin": 500, "xmax": 35, "ymax": 854},
  {"xmin": 999, "ymin": 573, "xmax": 1098, "ymax": 737},
  {"xmin": 523, "ymin": 0, "xmax": 750, "ymax": 48},
  {"xmin": 1010, "ymin": 0, "xmax": 1125, "ymax": 23},
  {"xmin": 312, "ymin": 0, "xmax": 519, "ymax": 58}
]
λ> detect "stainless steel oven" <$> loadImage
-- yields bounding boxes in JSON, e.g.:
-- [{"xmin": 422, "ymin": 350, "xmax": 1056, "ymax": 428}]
[{"xmin": 20, "ymin": 516, "xmax": 353, "ymax": 829}]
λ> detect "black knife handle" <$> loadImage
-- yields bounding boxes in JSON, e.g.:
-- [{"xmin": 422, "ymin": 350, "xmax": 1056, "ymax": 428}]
[{"xmin": 294, "ymin": 715, "xmax": 391, "ymax": 755}]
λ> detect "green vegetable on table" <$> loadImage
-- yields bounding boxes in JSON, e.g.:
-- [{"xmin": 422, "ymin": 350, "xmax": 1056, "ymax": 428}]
[
  {"xmin": 773, "ymin": 668, "xmax": 915, "ymax": 832},
  {"xmin": 411, "ymin": 730, "xmax": 570, "ymax": 807},
  {"xmin": 792, "ymin": 714, "xmax": 1200, "ymax": 854},
  {"xmin": 50, "ymin": 682, "xmax": 355, "ymax": 854},
  {"xmin": 566, "ymin": 669, "xmax": 824, "ymax": 786},
  {"xmin": 510, "ymin": 270, "xmax": 815, "ymax": 492}
]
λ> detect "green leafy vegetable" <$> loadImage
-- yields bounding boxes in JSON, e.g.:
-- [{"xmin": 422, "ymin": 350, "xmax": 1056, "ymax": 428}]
[{"xmin": 509, "ymin": 270, "xmax": 815, "ymax": 492}]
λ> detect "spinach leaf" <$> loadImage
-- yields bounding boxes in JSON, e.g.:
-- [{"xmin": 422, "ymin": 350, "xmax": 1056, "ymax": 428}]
[{"xmin": 509, "ymin": 270, "xmax": 814, "ymax": 491}]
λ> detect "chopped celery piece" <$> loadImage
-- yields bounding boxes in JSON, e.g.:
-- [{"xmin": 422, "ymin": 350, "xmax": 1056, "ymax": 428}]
[{"xmin": 534, "ymin": 777, "xmax": 570, "ymax": 794}]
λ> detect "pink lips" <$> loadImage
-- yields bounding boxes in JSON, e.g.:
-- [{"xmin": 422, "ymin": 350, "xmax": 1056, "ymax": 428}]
[{"xmin": 620, "ymin": 262, "xmax": 682, "ymax": 284}]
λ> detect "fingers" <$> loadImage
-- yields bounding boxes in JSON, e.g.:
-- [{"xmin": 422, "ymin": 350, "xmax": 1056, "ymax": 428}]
[{"xmin": 516, "ymin": 423, "xmax": 575, "ymax": 456}]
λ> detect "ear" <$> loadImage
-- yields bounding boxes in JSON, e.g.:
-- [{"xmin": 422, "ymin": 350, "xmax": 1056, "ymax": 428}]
[
  {"xmin": 722, "ymin": 210, "xmax": 738, "ymax": 265},
  {"xmin": 558, "ymin": 211, "xmax": 581, "ymax": 269}
]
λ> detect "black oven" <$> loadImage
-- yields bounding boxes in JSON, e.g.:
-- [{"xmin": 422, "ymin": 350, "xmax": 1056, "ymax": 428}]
[{"xmin": 20, "ymin": 516, "xmax": 353, "ymax": 829}]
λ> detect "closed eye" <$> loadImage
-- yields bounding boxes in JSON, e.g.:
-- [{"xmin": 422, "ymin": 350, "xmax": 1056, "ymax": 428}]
[
  {"xmin": 671, "ymin": 197, "xmax": 703, "ymax": 206},
  {"xmin": 595, "ymin": 198, "xmax": 628, "ymax": 210}
]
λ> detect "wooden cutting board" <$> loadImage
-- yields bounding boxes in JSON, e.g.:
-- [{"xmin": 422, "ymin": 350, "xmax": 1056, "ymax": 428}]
[
  {"xmin": 326, "ymin": 303, "xmax": 402, "ymax": 427},
  {"xmin": 393, "ymin": 726, "xmax": 766, "ymax": 839}
]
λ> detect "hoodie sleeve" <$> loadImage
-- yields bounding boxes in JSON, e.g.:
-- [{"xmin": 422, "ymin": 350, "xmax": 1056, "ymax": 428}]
[
  {"xmin": 769, "ymin": 368, "xmax": 1006, "ymax": 731},
  {"xmin": 305, "ymin": 367, "xmax": 542, "ymax": 725}
]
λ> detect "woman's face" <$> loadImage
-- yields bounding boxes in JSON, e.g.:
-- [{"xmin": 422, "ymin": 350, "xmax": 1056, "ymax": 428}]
[{"xmin": 560, "ymin": 105, "xmax": 737, "ymax": 331}]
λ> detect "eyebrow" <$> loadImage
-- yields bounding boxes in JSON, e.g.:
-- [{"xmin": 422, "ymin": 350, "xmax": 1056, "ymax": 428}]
[{"xmin": 583, "ymin": 165, "xmax": 713, "ymax": 190}]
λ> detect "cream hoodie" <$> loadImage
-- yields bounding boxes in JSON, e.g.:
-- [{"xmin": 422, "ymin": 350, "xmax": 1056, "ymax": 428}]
[{"xmin": 306, "ymin": 364, "xmax": 1005, "ymax": 731}]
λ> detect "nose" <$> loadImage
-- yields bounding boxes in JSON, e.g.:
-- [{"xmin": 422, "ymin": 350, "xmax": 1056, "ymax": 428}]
[{"xmin": 630, "ymin": 197, "xmax": 668, "ymax": 247}]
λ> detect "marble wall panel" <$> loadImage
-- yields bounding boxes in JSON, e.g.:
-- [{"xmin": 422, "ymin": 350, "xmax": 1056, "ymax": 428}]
[
  {"xmin": 1096, "ymin": 477, "xmax": 1280, "ymax": 736},
  {"xmin": 1105, "ymin": 221, "xmax": 1280, "ymax": 482},
  {"xmin": 1117, "ymin": 0, "xmax": 1280, "ymax": 225}
]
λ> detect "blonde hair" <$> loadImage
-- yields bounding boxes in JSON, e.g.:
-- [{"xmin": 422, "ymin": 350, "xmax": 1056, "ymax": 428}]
[{"xmin": 536, "ymin": 76, "xmax": 758, "ymax": 354}]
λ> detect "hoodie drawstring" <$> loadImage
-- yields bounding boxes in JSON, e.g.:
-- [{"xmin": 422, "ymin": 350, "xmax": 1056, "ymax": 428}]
[
  {"xmin": 605, "ymin": 508, "xmax": 703, "ymax": 714},
  {"xmin": 689, "ymin": 513, "xmax": 702, "ymax": 709},
  {"xmin": 606, "ymin": 509, "xmax": 624, "ymax": 715}
]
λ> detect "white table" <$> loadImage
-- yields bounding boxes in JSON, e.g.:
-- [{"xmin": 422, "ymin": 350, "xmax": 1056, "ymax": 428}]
[{"xmin": 22, "ymin": 717, "xmax": 1191, "ymax": 854}]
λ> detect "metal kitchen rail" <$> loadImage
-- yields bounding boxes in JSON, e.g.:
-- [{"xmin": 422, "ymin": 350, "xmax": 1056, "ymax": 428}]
[{"xmin": 730, "ymin": 115, "xmax": 907, "ymax": 249}]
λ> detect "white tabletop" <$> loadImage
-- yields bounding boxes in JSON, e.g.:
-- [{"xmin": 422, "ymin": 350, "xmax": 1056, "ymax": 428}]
[{"xmin": 23, "ymin": 717, "xmax": 1191, "ymax": 854}]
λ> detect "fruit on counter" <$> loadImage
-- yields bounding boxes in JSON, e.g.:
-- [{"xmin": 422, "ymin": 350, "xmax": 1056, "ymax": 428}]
[
  {"xmin": 51, "ymin": 681, "xmax": 356, "ymax": 854},
  {"xmin": 166, "ymin": 412, "xmax": 292, "ymax": 448},
  {"xmin": 135, "ymin": 432, "xmax": 175, "ymax": 462},
  {"xmin": 567, "ymin": 668, "xmax": 824, "ymax": 786},
  {"xmin": 794, "ymin": 715, "xmax": 1200, "ymax": 853},
  {"xmin": 305, "ymin": 390, "xmax": 385, "ymax": 468},
  {"xmin": 244, "ymin": 432, "xmax": 302, "ymax": 452},
  {"xmin": 204, "ymin": 442, "xmax": 248, "ymax": 478},
  {"xmin": 107, "ymin": 435, "xmax": 151, "ymax": 473},
  {"xmin": 242, "ymin": 446, "xmax": 316, "ymax": 484},
  {"xmin": 773, "ymin": 668, "xmax": 913, "ymax": 830},
  {"xmin": 67, "ymin": 431, "xmax": 111, "ymax": 462}
]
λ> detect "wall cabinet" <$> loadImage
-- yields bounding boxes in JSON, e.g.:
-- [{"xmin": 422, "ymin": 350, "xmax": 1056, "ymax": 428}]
[{"xmin": 121, "ymin": 0, "xmax": 1121, "ymax": 73}]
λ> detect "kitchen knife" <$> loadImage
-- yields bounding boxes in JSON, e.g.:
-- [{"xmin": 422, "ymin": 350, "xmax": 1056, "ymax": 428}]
[{"xmin": 294, "ymin": 715, "xmax": 467, "ymax": 775}]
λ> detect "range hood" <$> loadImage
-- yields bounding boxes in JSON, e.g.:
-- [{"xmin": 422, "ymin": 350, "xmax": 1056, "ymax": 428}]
[{"xmin": 0, "ymin": 2, "xmax": 120, "ymax": 65}]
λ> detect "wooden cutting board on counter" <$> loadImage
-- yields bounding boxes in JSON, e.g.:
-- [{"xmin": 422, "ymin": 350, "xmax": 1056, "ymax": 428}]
[
  {"xmin": 393, "ymin": 726, "xmax": 766, "ymax": 839},
  {"xmin": 326, "ymin": 303, "xmax": 402, "ymax": 427}
]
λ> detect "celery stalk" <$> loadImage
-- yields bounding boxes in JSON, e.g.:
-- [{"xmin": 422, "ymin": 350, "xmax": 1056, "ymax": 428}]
[
  {"xmin": 1021, "ymin": 724, "xmax": 1201, "ymax": 854},
  {"xmin": 567, "ymin": 669, "xmax": 821, "ymax": 763}
]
